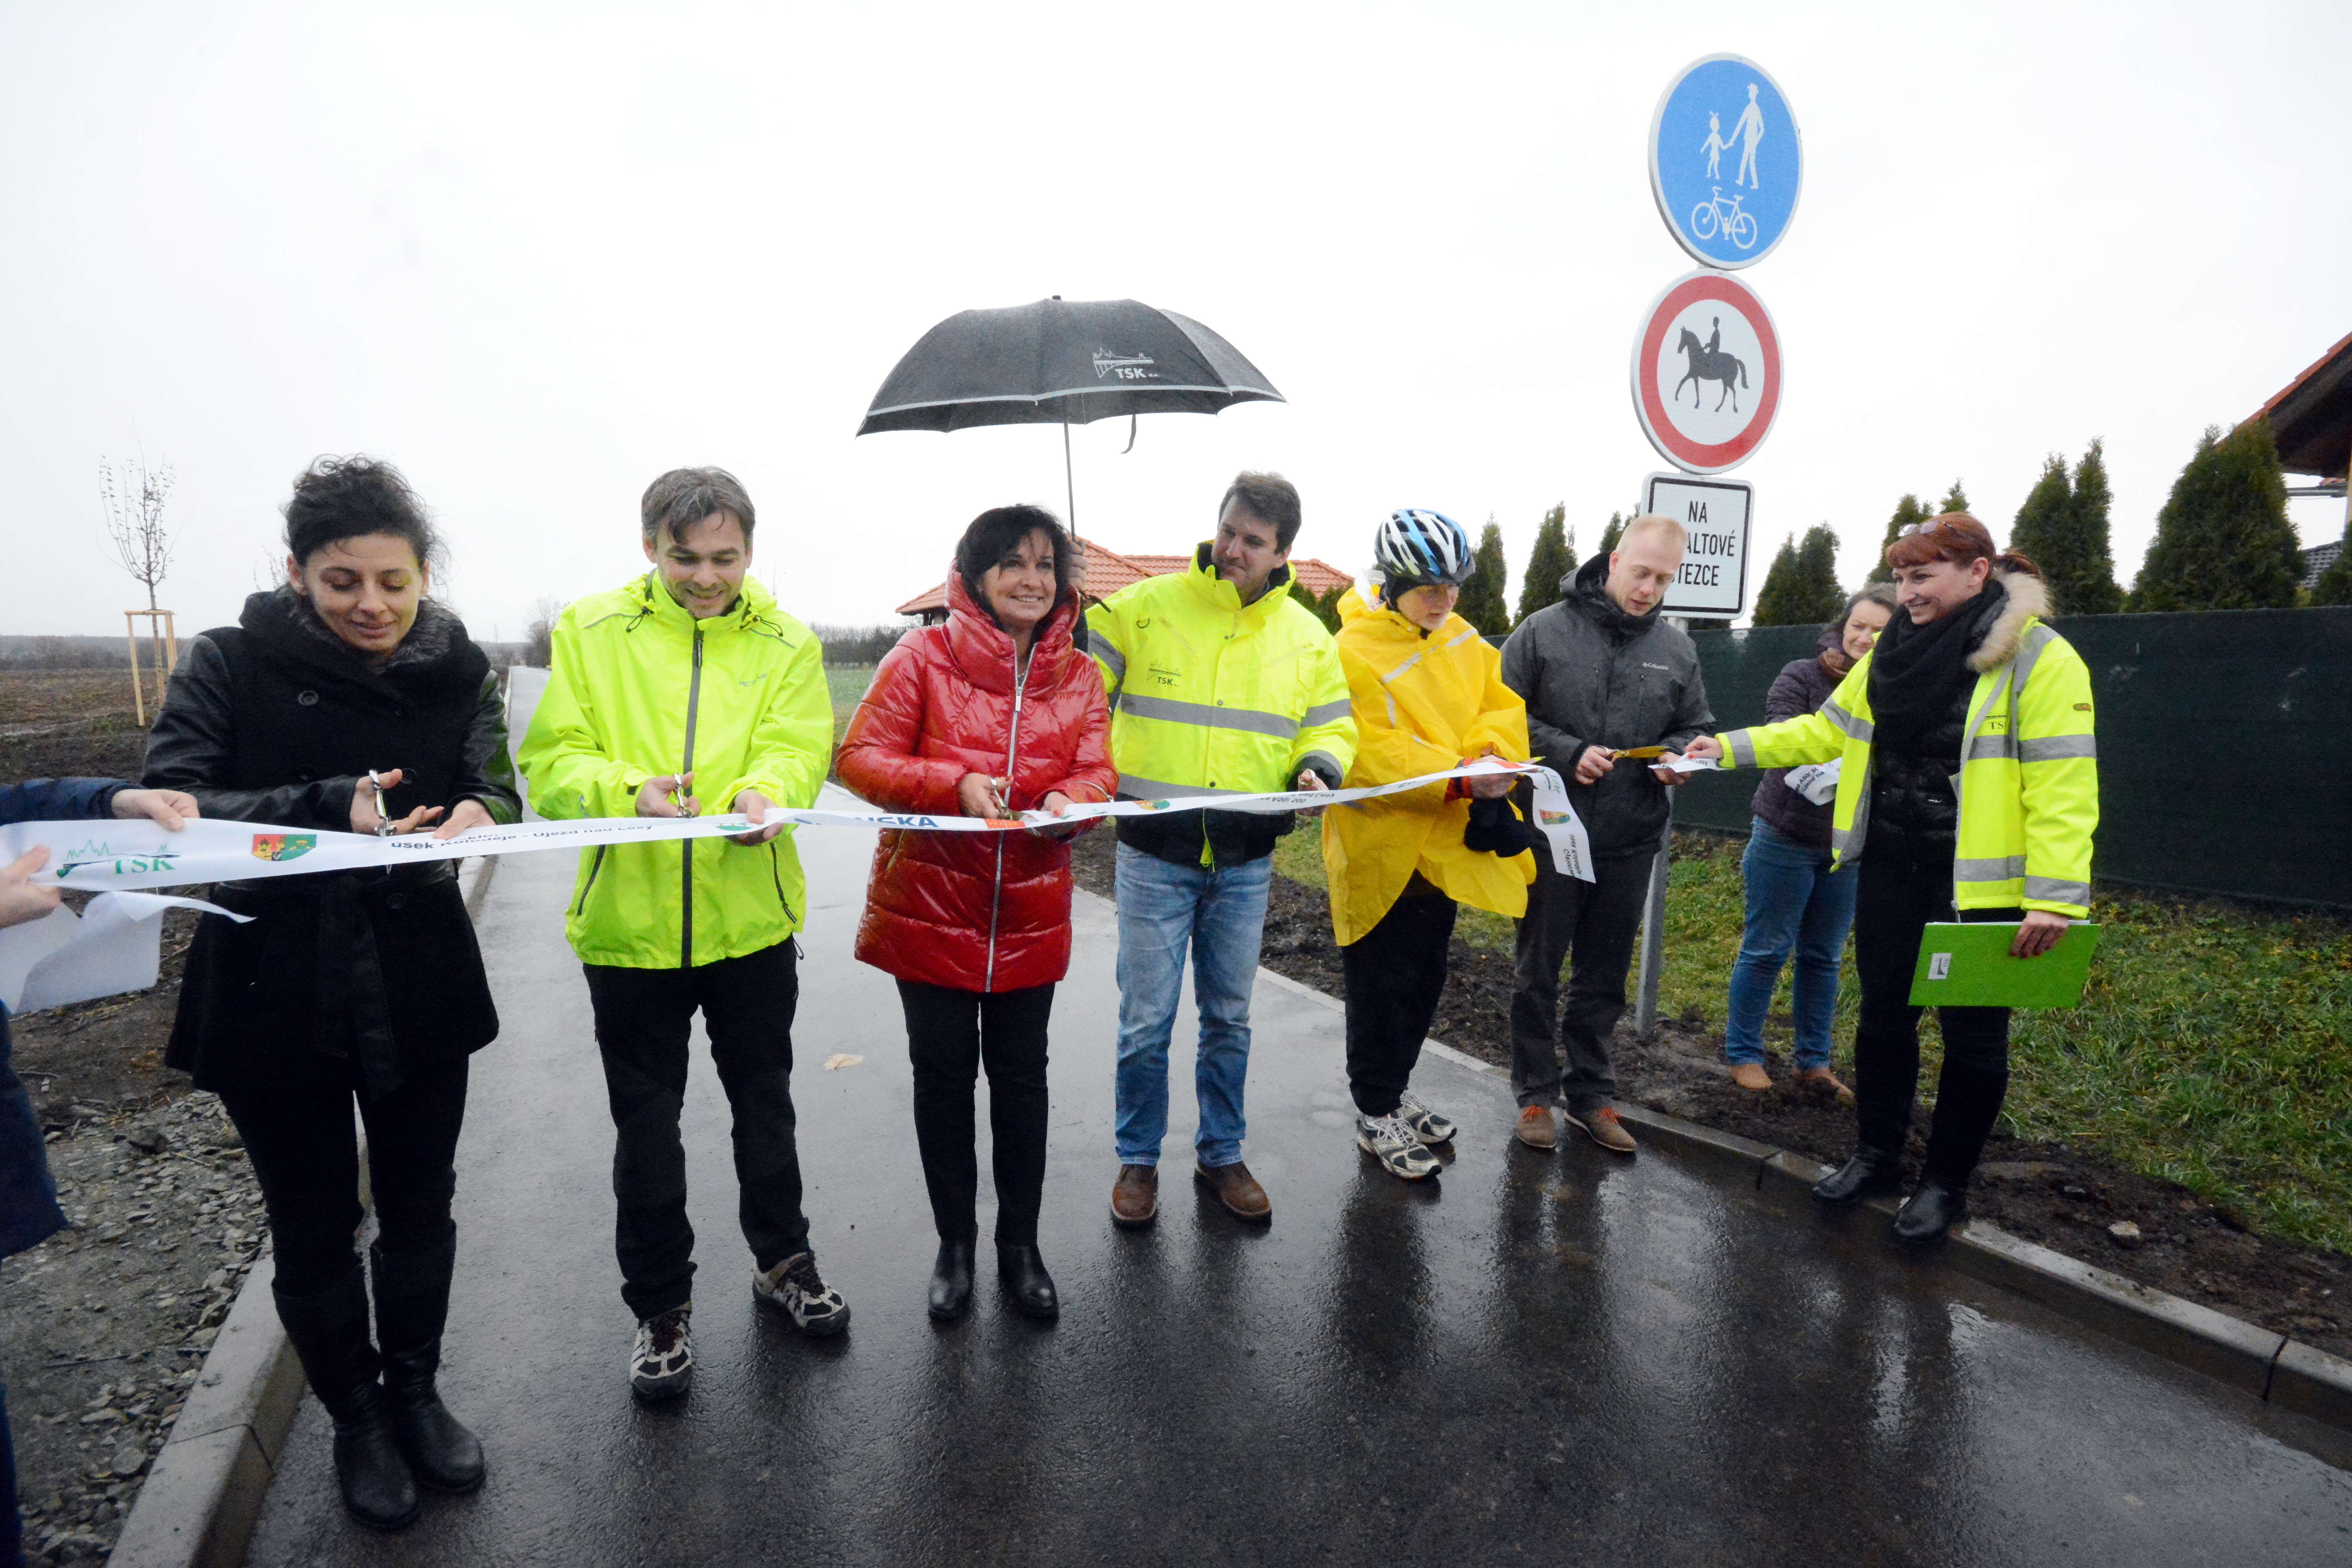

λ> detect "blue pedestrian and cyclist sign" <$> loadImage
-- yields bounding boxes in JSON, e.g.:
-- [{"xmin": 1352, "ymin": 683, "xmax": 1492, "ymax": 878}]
[{"xmin": 1648, "ymin": 54, "xmax": 1802, "ymax": 270}]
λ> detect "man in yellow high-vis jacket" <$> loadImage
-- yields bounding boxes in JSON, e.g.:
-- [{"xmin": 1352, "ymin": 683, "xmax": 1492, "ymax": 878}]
[
  {"xmin": 1084, "ymin": 472, "xmax": 1356, "ymax": 1229},
  {"xmin": 518, "ymin": 468, "xmax": 848, "ymax": 1404},
  {"xmin": 1686, "ymin": 513, "xmax": 2097, "ymax": 1245}
]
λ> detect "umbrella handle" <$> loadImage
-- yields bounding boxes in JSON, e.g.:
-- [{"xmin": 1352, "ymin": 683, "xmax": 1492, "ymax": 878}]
[{"xmin": 1122, "ymin": 413, "xmax": 1138, "ymax": 455}]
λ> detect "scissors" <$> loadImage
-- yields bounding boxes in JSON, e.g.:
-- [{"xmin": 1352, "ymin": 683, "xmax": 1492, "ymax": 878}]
[
  {"xmin": 1608, "ymin": 746, "xmax": 1671, "ymax": 760},
  {"xmin": 367, "ymin": 769, "xmax": 394, "ymax": 837}
]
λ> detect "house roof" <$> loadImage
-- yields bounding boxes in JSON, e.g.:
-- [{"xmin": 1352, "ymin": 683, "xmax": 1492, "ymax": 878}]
[
  {"xmin": 2304, "ymin": 539, "xmax": 2343, "ymax": 591},
  {"xmin": 893, "ymin": 537, "xmax": 1354, "ymax": 617},
  {"xmin": 2252, "ymin": 330, "xmax": 2352, "ymax": 479}
]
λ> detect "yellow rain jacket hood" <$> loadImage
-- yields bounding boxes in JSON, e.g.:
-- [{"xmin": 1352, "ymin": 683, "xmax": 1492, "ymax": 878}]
[
  {"xmin": 517, "ymin": 572, "xmax": 835, "ymax": 968},
  {"xmin": 1321, "ymin": 586, "xmax": 1536, "ymax": 946},
  {"xmin": 1715, "ymin": 570, "xmax": 2098, "ymax": 917}
]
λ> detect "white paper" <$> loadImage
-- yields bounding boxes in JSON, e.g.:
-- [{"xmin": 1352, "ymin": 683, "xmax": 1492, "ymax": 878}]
[
  {"xmin": 1659, "ymin": 754, "xmax": 1719, "ymax": 775},
  {"xmin": 1783, "ymin": 758, "xmax": 1842, "ymax": 804},
  {"xmin": 0, "ymin": 893, "xmax": 247, "ymax": 1014}
]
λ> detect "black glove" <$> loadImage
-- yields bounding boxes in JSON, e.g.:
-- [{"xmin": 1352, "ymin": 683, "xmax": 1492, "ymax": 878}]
[{"xmin": 1462, "ymin": 795, "xmax": 1545, "ymax": 857}]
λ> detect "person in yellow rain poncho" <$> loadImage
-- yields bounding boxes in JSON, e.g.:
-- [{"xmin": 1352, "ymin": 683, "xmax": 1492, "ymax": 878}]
[{"xmin": 1323, "ymin": 510, "xmax": 1541, "ymax": 1181}]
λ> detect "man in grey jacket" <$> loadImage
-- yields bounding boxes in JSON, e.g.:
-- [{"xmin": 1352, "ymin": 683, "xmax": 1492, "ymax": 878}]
[{"xmin": 1499, "ymin": 514, "xmax": 1714, "ymax": 1154}]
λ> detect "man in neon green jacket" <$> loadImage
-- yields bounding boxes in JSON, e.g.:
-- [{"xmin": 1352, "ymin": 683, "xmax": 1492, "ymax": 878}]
[
  {"xmin": 1686, "ymin": 514, "xmax": 2097, "ymax": 1244},
  {"xmin": 517, "ymin": 468, "xmax": 847, "ymax": 1402}
]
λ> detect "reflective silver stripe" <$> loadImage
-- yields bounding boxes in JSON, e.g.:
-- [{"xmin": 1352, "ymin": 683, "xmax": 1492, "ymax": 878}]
[
  {"xmin": 1116, "ymin": 693, "xmax": 1299, "ymax": 739},
  {"xmin": 1298, "ymin": 750, "xmax": 1345, "ymax": 787},
  {"xmin": 2024, "ymin": 876, "xmax": 2092, "ymax": 907},
  {"xmin": 1093, "ymin": 639, "xmax": 1127, "ymax": 689},
  {"xmin": 1381, "ymin": 651, "xmax": 1425, "ymax": 684},
  {"xmin": 1833, "ymin": 752, "xmax": 1873, "ymax": 868},
  {"xmin": 2019, "ymin": 734, "xmax": 2097, "ymax": 762},
  {"xmin": 2012, "ymin": 623, "xmax": 2058, "ymax": 695},
  {"xmin": 1116, "ymin": 772, "xmax": 1250, "ymax": 800},
  {"xmin": 1445, "ymin": 628, "xmax": 1481, "ymax": 648},
  {"xmin": 1384, "ymin": 693, "xmax": 1397, "ymax": 727},
  {"xmin": 1967, "ymin": 732, "xmax": 2019, "ymax": 762},
  {"xmin": 1955, "ymin": 855, "xmax": 2029, "ymax": 882},
  {"xmin": 1299, "ymin": 698, "xmax": 1353, "ymax": 728},
  {"xmin": 1821, "ymin": 700, "xmax": 1873, "ymax": 740},
  {"xmin": 1724, "ymin": 730, "xmax": 1758, "ymax": 768}
]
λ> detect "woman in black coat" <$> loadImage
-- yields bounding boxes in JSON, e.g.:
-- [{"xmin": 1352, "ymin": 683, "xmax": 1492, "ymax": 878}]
[
  {"xmin": 145, "ymin": 457, "xmax": 518, "ymax": 1532},
  {"xmin": 1719, "ymin": 586, "xmax": 1894, "ymax": 1096}
]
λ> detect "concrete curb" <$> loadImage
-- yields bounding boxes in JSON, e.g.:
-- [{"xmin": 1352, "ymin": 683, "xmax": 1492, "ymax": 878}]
[
  {"xmin": 1262, "ymin": 962, "xmax": 2352, "ymax": 1434},
  {"xmin": 110, "ymin": 1257, "xmax": 305, "ymax": 1568},
  {"xmin": 112, "ymin": 852, "xmax": 503, "ymax": 1564}
]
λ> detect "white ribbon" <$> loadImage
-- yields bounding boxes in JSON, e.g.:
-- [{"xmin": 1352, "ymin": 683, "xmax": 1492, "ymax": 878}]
[{"xmin": 0, "ymin": 760, "xmax": 1592, "ymax": 1014}]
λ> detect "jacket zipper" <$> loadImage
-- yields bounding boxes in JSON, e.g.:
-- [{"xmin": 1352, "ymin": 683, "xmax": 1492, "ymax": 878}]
[
  {"xmin": 769, "ymin": 845, "xmax": 798, "ymax": 926},
  {"xmin": 679, "ymin": 627, "xmax": 705, "ymax": 969},
  {"xmin": 572, "ymin": 845, "xmax": 608, "ymax": 917},
  {"xmin": 983, "ymin": 645, "xmax": 1032, "ymax": 993}
]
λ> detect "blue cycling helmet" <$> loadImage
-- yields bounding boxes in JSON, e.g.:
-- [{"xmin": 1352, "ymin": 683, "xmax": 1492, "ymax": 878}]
[{"xmin": 1373, "ymin": 509, "xmax": 1474, "ymax": 595}]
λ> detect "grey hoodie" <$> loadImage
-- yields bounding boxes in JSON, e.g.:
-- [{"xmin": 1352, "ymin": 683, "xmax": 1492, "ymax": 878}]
[{"xmin": 1499, "ymin": 553, "xmax": 1715, "ymax": 859}]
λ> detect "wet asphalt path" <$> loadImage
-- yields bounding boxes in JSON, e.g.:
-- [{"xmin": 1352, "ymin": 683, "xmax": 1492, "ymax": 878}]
[{"xmin": 244, "ymin": 794, "xmax": 2352, "ymax": 1565}]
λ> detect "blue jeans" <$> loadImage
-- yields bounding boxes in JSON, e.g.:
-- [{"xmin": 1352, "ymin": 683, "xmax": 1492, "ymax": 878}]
[
  {"xmin": 1724, "ymin": 818, "xmax": 1858, "ymax": 1070},
  {"xmin": 1112, "ymin": 843, "xmax": 1272, "ymax": 1168}
]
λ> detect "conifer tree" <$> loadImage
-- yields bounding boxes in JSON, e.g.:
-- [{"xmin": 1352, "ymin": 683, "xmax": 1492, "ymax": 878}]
[
  {"xmin": 2057, "ymin": 440, "xmax": 2123, "ymax": 615},
  {"xmin": 1456, "ymin": 517, "xmax": 1512, "ymax": 635},
  {"xmin": 2311, "ymin": 521, "xmax": 2352, "ymax": 607},
  {"xmin": 1753, "ymin": 524, "xmax": 1845, "ymax": 626},
  {"xmin": 1313, "ymin": 582, "xmax": 1348, "ymax": 631},
  {"xmin": 2129, "ymin": 422, "xmax": 2303, "ymax": 612},
  {"xmin": 1289, "ymin": 575, "xmax": 1327, "ymax": 626},
  {"xmin": 1939, "ymin": 479, "xmax": 1970, "ymax": 515},
  {"xmin": 1516, "ymin": 503, "xmax": 1573, "ymax": 624},
  {"xmin": 1597, "ymin": 511, "xmax": 1627, "ymax": 559},
  {"xmin": 2007, "ymin": 454, "xmax": 2074, "ymax": 603},
  {"xmin": 1867, "ymin": 494, "xmax": 1933, "ymax": 583}
]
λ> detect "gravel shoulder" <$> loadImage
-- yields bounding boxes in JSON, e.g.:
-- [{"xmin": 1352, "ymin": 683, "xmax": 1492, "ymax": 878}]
[{"xmin": 1069, "ymin": 825, "xmax": 2352, "ymax": 1364}]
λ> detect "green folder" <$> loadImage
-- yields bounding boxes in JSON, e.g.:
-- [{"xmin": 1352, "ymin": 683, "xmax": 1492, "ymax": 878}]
[{"xmin": 1907, "ymin": 923, "xmax": 2100, "ymax": 1008}]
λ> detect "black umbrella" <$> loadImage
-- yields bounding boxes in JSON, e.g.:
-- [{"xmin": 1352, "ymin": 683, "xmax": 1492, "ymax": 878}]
[{"xmin": 855, "ymin": 296, "xmax": 1283, "ymax": 529}]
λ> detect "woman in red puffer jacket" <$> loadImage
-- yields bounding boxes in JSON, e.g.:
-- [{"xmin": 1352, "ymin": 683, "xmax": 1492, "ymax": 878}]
[{"xmin": 835, "ymin": 504, "xmax": 1114, "ymax": 1326}]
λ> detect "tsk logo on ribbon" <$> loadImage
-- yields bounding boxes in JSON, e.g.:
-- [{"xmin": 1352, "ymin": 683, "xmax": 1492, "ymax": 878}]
[
  {"xmin": 56, "ymin": 839, "xmax": 181, "ymax": 879},
  {"xmin": 250, "ymin": 833, "xmax": 317, "ymax": 863}
]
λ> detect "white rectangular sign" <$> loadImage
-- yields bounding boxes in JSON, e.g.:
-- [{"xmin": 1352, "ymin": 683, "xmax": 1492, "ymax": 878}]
[{"xmin": 1644, "ymin": 472, "xmax": 1752, "ymax": 618}]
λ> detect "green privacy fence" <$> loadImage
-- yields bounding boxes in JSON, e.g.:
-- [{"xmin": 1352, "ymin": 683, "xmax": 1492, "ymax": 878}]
[{"xmin": 1671, "ymin": 606, "xmax": 2352, "ymax": 911}]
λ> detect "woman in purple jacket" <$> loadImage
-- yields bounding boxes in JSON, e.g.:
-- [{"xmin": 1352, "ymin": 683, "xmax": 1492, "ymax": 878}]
[{"xmin": 1722, "ymin": 587, "xmax": 1896, "ymax": 1096}]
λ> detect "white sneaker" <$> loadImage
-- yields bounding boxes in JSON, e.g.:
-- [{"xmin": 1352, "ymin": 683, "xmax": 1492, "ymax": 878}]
[
  {"xmin": 1396, "ymin": 1093, "xmax": 1458, "ymax": 1146},
  {"xmin": 630, "ymin": 1306, "xmax": 693, "ymax": 1401},
  {"xmin": 753, "ymin": 1250, "xmax": 852, "ymax": 1338},
  {"xmin": 1357, "ymin": 1113, "xmax": 1441, "ymax": 1180}
]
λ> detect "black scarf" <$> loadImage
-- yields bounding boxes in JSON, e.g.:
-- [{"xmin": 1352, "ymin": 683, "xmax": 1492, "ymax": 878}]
[{"xmin": 1867, "ymin": 580, "xmax": 2005, "ymax": 752}]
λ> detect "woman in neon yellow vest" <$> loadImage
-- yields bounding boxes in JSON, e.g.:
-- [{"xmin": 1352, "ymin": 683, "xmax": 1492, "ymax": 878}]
[{"xmin": 1685, "ymin": 514, "xmax": 2097, "ymax": 1244}]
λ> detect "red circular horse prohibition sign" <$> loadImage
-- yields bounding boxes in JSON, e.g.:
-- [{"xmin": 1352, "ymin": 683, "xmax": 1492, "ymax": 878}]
[{"xmin": 1630, "ymin": 269, "xmax": 1783, "ymax": 474}]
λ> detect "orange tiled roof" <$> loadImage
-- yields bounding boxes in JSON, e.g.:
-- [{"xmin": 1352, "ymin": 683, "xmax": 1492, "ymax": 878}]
[{"xmin": 893, "ymin": 537, "xmax": 1352, "ymax": 617}]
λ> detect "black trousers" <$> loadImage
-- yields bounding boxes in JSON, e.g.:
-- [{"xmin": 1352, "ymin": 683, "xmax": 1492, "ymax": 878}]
[
  {"xmin": 1852, "ymin": 853, "xmax": 2019, "ymax": 1185},
  {"xmin": 218, "ymin": 1058, "xmax": 471, "ymax": 1298},
  {"xmin": 1342, "ymin": 893, "xmax": 1457, "ymax": 1118},
  {"xmin": 897, "ymin": 981, "xmax": 1054, "ymax": 1248},
  {"xmin": 1509, "ymin": 851, "xmax": 1654, "ymax": 1112},
  {"xmin": 583, "ymin": 942, "xmax": 809, "ymax": 1320}
]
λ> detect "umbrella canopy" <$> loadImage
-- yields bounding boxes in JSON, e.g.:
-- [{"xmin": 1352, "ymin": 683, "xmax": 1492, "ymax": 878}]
[{"xmin": 856, "ymin": 297, "xmax": 1284, "ymax": 435}]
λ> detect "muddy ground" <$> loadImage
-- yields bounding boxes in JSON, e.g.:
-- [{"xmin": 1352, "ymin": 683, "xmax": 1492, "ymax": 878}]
[
  {"xmin": 3, "ymin": 671, "xmax": 272, "ymax": 1564},
  {"xmin": 1068, "ymin": 825, "xmax": 2352, "ymax": 1363}
]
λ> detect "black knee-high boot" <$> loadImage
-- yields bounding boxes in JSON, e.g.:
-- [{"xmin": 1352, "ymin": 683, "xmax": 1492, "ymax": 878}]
[
  {"xmin": 370, "ymin": 1238, "xmax": 486, "ymax": 1495},
  {"xmin": 274, "ymin": 1268, "xmax": 417, "ymax": 1531}
]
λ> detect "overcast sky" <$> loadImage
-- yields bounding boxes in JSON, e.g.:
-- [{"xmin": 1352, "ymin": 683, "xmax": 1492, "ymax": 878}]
[{"xmin": 5, "ymin": 1, "xmax": 2348, "ymax": 642}]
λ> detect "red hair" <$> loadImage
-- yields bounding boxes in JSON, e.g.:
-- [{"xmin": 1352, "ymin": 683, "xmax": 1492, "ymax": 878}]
[{"xmin": 1884, "ymin": 512, "xmax": 2039, "ymax": 578}]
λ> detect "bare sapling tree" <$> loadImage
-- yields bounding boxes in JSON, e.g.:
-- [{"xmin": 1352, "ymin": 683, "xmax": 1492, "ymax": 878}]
[{"xmin": 99, "ymin": 453, "xmax": 179, "ymax": 721}]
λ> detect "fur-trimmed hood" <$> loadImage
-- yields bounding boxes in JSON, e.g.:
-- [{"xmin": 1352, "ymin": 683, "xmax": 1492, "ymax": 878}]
[{"xmin": 1966, "ymin": 568, "xmax": 2050, "ymax": 673}]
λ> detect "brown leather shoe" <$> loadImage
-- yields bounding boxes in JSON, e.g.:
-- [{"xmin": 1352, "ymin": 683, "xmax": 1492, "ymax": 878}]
[
  {"xmin": 1110, "ymin": 1163, "xmax": 1158, "ymax": 1229},
  {"xmin": 1194, "ymin": 1160, "xmax": 1272, "ymax": 1222}
]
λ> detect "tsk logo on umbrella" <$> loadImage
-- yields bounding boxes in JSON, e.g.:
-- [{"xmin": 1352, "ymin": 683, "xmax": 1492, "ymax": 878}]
[
  {"xmin": 1092, "ymin": 350, "xmax": 1160, "ymax": 381},
  {"xmin": 251, "ymin": 833, "xmax": 317, "ymax": 863}
]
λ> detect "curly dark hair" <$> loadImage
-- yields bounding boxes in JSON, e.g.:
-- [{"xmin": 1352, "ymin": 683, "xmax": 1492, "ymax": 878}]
[
  {"xmin": 282, "ymin": 456, "xmax": 443, "ymax": 569},
  {"xmin": 955, "ymin": 505, "xmax": 1073, "ymax": 628}
]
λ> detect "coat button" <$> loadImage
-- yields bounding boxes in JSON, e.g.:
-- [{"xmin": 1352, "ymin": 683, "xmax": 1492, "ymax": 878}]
[
  {"xmin": 297, "ymin": 690, "xmax": 319, "ymax": 706},
  {"xmin": 387, "ymin": 894, "xmax": 405, "ymax": 911},
  {"xmin": 298, "ymin": 771, "xmax": 313, "ymax": 782}
]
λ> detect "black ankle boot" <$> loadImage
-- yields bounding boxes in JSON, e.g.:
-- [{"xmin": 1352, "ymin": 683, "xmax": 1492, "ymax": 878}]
[
  {"xmin": 1812, "ymin": 1147, "xmax": 1903, "ymax": 1204},
  {"xmin": 928, "ymin": 1242, "xmax": 975, "ymax": 1322},
  {"xmin": 274, "ymin": 1270, "xmax": 417, "ymax": 1532},
  {"xmin": 1893, "ymin": 1176, "xmax": 1968, "ymax": 1243},
  {"xmin": 371, "ymin": 1240, "xmax": 486, "ymax": 1495},
  {"xmin": 996, "ymin": 1244, "xmax": 1059, "ymax": 1321}
]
